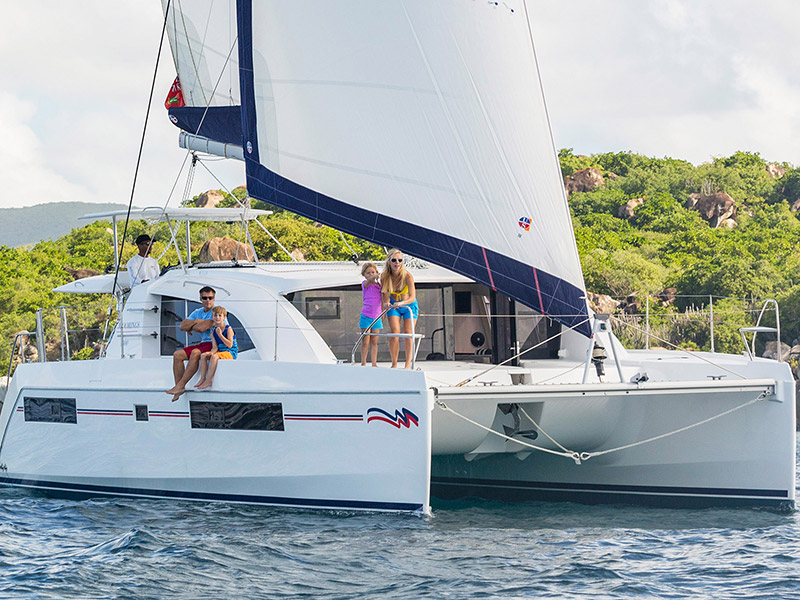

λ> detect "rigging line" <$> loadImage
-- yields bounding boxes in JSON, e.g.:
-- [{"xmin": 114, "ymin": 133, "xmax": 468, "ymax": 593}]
[
  {"xmin": 517, "ymin": 404, "xmax": 571, "ymax": 454},
  {"xmin": 180, "ymin": 154, "xmax": 197, "ymax": 207},
  {"xmin": 111, "ymin": 0, "xmax": 172, "ymax": 298},
  {"xmin": 143, "ymin": 32, "xmax": 239, "ymax": 260},
  {"xmin": 580, "ymin": 393, "xmax": 768, "ymax": 461},
  {"xmin": 454, "ymin": 317, "xmax": 590, "ymax": 387},
  {"xmin": 608, "ymin": 315, "xmax": 748, "ymax": 380},
  {"xmin": 434, "ymin": 400, "xmax": 581, "ymax": 463},
  {"xmin": 192, "ymin": 157, "xmax": 251, "ymax": 259},
  {"xmin": 194, "ymin": 157, "xmax": 246, "ymax": 209},
  {"xmin": 190, "ymin": 35, "xmax": 238, "ymax": 138}
]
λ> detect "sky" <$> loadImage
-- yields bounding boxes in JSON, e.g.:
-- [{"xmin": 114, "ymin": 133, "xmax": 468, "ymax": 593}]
[{"xmin": 2, "ymin": 1, "xmax": 799, "ymax": 210}]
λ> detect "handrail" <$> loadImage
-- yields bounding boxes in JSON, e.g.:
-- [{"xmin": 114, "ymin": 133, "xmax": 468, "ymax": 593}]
[
  {"xmin": 739, "ymin": 299, "xmax": 781, "ymax": 361},
  {"xmin": 350, "ymin": 306, "xmax": 425, "ymax": 369},
  {"xmin": 7, "ymin": 331, "xmax": 35, "ymax": 381}
]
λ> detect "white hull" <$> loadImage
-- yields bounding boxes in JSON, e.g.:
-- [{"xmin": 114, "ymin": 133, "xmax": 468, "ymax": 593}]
[
  {"xmin": 0, "ymin": 360, "xmax": 432, "ymax": 513},
  {"xmin": 0, "ymin": 353, "xmax": 794, "ymax": 511},
  {"xmin": 432, "ymin": 380, "xmax": 795, "ymax": 508}
]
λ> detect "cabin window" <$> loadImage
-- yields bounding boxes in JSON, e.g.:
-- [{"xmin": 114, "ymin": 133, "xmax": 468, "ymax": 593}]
[
  {"xmin": 305, "ymin": 297, "xmax": 340, "ymax": 320},
  {"xmin": 23, "ymin": 397, "xmax": 77, "ymax": 424},
  {"xmin": 290, "ymin": 283, "xmax": 559, "ymax": 364},
  {"xmin": 454, "ymin": 291, "xmax": 472, "ymax": 314},
  {"xmin": 290, "ymin": 285, "xmax": 449, "ymax": 361},
  {"xmin": 159, "ymin": 296, "xmax": 255, "ymax": 356},
  {"xmin": 189, "ymin": 401, "xmax": 284, "ymax": 431}
]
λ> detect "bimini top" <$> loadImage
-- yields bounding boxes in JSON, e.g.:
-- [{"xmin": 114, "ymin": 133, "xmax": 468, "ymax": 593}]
[{"xmin": 79, "ymin": 206, "xmax": 272, "ymax": 223}]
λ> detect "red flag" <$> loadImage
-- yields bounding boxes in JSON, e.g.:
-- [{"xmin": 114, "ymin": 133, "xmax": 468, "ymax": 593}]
[{"xmin": 165, "ymin": 77, "xmax": 185, "ymax": 109}]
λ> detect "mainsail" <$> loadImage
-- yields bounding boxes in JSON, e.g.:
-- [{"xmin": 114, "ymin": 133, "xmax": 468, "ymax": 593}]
[{"xmin": 164, "ymin": 0, "xmax": 591, "ymax": 335}]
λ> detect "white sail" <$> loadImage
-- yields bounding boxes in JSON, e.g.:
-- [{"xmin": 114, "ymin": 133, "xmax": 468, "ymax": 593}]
[
  {"xmin": 162, "ymin": 0, "xmax": 239, "ymax": 107},
  {"xmin": 238, "ymin": 1, "xmax": 589, "ymax": 333},
  {"xmin": 162, "ymin": 0, "xmax": 242, "ymax": 146}
]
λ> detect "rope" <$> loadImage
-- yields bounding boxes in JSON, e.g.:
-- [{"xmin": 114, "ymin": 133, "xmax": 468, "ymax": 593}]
[
  {"xmin": 435, "ymin": 389, "xmax": 769, "ymax": 465},
  {"xmin": 517, "ymin": 404, "xmax": 571, "ymax": 454},
  {"xmin": 434, "ymin": 400, "xmax": 583, "ymax": 464},
  {"xmin": 578, "ymin": 392, "xmax": 768, "ymax": 461}
]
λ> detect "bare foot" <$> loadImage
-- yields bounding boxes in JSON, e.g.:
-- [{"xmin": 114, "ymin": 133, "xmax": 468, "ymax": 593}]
[
  {"xmin": 170, "ymin": 389, "xmax": 185, "ymax": 402},
  {"xmin": 196, "ymin": 381, "xmax": 212, "ymax": 389},
  {"xmin": 372, "ymin": 363, "xmax": 378, "ymax": 367},
  {"xmin": 165, "ymin": 385, "xmax": 183, "ymax": 395},
  {"xmin": 194, "ymin": 380, "xmax": 206, "ymax": 389}
]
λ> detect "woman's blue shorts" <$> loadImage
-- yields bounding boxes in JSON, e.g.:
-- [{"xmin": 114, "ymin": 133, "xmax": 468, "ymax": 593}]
[
  {"xmin": 386, "ymin": 300, "xmax": 419, "ymax": 320},
  {"xmin": 359, "ymin": 314, "xmax": 384, "ymax": 330}
]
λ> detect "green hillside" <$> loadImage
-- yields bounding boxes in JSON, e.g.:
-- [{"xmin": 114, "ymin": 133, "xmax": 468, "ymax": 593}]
[
  {"xmin": 0, "ymin": 202, "xmax": 128, "ymax": 248},
  {"xmin": 2, "ymin": 150, "xmax": 800, "ymax": 372}
]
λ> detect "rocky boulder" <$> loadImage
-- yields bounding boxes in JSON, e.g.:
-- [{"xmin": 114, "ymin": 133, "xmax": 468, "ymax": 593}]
[
  {"xmin": 195, "ymin": 189, "xmax": 225, "ymax": 208},
  {"xmin": 586, "ymin": 292, "xmax": 619, "ymax": 314},
  {"xmin": 657, "ymin": 287, "xmax": 677, "ymax": 306},
  {"xmin": 617, "ymin": 197, "xmax": 645, "ymax": 219},
  {"xmin": 64, "ymin": 267, "xmax": 100, "ymax": 280},
  {"xmin": 763, "ymin": 341, "xmax": 791, "ymax": 362},
  {"xmin": 686, "ymin": 192, "xmax": 737, "ymax": 228},
  {"xmin": 197, "ymin": 237, "xmax": 255, "ymax": 262},
  {"xmin": 564, "ymin": 168, "xmax": 604, "ymax": 196},
  {"xmin": 766, "ymin": 163, "xmax": 785, "ymax": 179}
]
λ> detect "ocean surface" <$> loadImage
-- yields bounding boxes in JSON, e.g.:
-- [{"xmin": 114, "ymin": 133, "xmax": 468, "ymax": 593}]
[{"xmin": 1, "ymin": 449, "xmax": 800, "ymax": 600}]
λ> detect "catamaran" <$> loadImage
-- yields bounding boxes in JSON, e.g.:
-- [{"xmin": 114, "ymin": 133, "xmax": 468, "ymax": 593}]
[{"xmin": 0, "ymin": 1, "xmax": 794, "ymax": 512}]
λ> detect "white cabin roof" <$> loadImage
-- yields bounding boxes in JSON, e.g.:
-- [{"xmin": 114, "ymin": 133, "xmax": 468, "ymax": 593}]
[{"xmin": 54, "ymin": 261, "xmax": 474, "ymax": 296}]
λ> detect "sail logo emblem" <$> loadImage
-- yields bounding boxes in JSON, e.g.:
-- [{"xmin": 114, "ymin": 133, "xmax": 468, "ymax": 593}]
[
  {"xmin": 518, "ymin": 216, "xmax": 531, "ymax": 231},
  {"xmin": 367, "ymin": 408, "xmax": 419, "ymax": 429}
]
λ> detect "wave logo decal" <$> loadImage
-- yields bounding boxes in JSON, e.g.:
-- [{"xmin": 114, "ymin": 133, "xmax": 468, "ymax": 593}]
[{"xmin": 367, "ymin": 408, "xmax": 419, "ymax": 429}]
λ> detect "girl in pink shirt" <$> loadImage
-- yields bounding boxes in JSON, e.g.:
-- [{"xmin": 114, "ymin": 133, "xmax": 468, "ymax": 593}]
[{"xmin": 359, "ymin": 262, "xmax": 383, "ymax": 366}]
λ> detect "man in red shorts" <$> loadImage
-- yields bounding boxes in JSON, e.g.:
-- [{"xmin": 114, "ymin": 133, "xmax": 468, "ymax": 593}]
[{"xmin": 166, "ymin": 286, "xmax": 220, "ymax": 401}]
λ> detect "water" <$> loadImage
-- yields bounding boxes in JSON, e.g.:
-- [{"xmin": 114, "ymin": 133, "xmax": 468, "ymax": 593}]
[{"xmin": 1, "ymin": 461, "xmax": 800, "ymax": 599}]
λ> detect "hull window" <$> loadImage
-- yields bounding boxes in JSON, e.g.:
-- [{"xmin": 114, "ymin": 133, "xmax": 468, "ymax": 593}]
[
  {"xmin": 135, "ymin": 405, "xmax": 149, "ymax": 421},
  {"xmin": 189, "ymin": 401, "xmax": 284, "ymax": 431},
  {"xmin": 23, "ymin": 397, "xmax": 77, "ymax": 424}
]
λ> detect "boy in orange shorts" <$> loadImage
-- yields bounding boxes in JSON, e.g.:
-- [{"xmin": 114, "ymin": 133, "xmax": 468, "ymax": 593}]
[{"xmin": 195, "ymin": 306, "xmax": 238, "ymax": 389}]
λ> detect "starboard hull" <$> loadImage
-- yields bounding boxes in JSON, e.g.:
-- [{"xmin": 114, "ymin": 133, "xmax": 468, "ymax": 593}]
[{"xmin": 429, "ymin": 374, "xmax": 796, "ymax": 509}]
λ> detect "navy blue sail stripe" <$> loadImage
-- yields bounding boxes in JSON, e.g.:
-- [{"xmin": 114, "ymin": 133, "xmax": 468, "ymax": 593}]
[
  {"xmin": 167, "ymin": 106, "xmax": 243, "ymax": 146},
  {"xmin": 235, "ymin": 0, "xmax": 590, "ymax": 336}
]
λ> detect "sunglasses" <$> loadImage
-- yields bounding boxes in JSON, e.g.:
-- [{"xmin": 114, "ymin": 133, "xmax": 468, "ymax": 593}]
[
  {"xmin": 200, "ymin": 296, "xmax": 214, "ymax": 300},
  {"xmin": 390, "ymin": 258, "xmax": 403, "ymax": 263}
]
